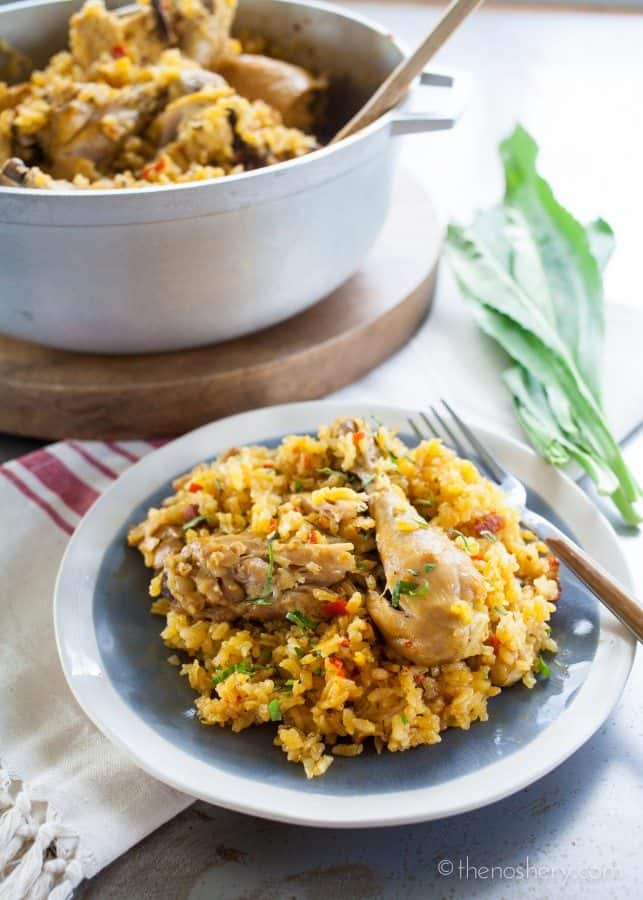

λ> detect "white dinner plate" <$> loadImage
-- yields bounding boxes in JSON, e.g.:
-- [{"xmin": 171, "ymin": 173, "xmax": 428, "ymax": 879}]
[{"xmin": 54, "ymin": 402, "xmax": 636, "ymax": 827}]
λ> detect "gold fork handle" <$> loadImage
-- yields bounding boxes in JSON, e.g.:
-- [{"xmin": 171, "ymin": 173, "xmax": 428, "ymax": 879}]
[{"xmin": 544, "ymin": 533, "xmax": 643, "ymax": 642}]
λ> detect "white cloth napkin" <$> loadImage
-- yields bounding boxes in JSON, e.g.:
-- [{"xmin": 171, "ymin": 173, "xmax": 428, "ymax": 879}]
[
  {"xmin": 1, "ymin": 284, "xmax": 641, "ymax": 899},
  {"xmin": 0, "ymin": 440, "xmax": 192, "ymax": 900}
]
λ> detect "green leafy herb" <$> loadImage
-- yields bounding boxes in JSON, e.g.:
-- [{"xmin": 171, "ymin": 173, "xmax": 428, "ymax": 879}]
[
  {"xmin": 285, "ymin": 610, "xmax": 317, "ymax": 631},
  {"xmin": 247, "ymin": 535, "xmax": 277, "ymax": 605},
  {"xmin": 267, "ymin": 699, "xmax": 282, "ymax": 721},
  {"xmin": 281, "ymin": 679, "xmax": 296, "ymax": 693},
  {"xmin": 449, "ymin": 529, "xmax": 470, "ymax": 552},
  {"xmin": 424, "ymin": 563, "xmax": 436, "ymax": 573},
  {"xmin": 446, "ymin": 125, "xmax": 641, "ymax": 525},
  {"xmin": 388, "ymin": 450, "xmax": 399, "ymax": 464},
  {"xmin": 537, "ymin": 655, "xmax": 552, "ymax": 678},
  {"xmin": 294, "ymin": 646, "xmax": 305, "ymax": 659},
  {"xmin": 318, "ymin": 467, "xmax": 346, "ymax": 478},
  {"xmin": 212, "ymin": 661, "xmax": 254, "ymax": 685},
  {"xmin": 413, "ymin": 518, "xmax": 429, "ymax": 530},
  {"xmin": 400, "ymin": 713, "xmax": 409, "ymax": 725},
  {"xmin": 183, "ymin": 514, "xmax": 209, "ymax": 530},
  {"xmin": 390, "ymin": 579, "xmax": 429, "ymax": 608},
  {"xmin": 294, "ymin": 480, "xmax": 303, "ymax": 492},
  {"xmin": 415, "ymin": 497, "xmax": 435, "ymax": 507}
]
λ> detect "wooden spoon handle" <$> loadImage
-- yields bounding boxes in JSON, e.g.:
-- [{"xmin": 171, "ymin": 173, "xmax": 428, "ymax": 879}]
[
  {"xmin": 545, "ymin": 533, "xmax": 643, "ymax": 642},
  {"xmin": 332, "ymin": 0, "xmax": 483, "ymax": 143}
]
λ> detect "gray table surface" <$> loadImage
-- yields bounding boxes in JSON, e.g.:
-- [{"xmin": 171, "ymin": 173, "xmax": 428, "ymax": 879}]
[{"xmin": 4, "ymin": 2, "xmax": 642, "ymax": 898}]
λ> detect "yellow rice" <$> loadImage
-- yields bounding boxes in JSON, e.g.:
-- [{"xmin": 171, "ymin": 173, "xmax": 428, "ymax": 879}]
[{"xmin": 128, "ymin": 421, "xmax": 560, "ymax": 778}]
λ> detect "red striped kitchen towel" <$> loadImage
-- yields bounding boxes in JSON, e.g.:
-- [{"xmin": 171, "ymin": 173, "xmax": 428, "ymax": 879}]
[{"xmin": 0, "ymin": 439, "xmax": 192, "ymax": 900}]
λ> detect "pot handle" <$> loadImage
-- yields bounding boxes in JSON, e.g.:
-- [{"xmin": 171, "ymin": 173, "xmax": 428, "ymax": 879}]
[{"xmin": 390, "ymin": 69, "xmax": 471, "ymax": 137}]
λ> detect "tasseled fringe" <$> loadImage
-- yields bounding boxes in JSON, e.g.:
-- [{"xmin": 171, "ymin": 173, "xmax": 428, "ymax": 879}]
[{"xmin": 0, "ymin": 766, "xmax": 84, "ymax": 900}]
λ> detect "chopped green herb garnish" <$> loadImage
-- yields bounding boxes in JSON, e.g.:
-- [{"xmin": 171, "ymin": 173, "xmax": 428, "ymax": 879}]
[
  {"xmin": 212, "ymin": 661, "xmax": 254, "ymax": 685},
  {"xmin": 247, "ymin": 534, "xmax": 277, "ymax": 605},
  {"xmin": 537, "ymin": 655, "xmax": 552, "ymax": 678},
  {"xmin": 400, "ymin": 713, "xmax": 409, "ymax": 725},
  {"xmin": 424, "ymin": 563, "xmax": 436, "ymax": 573},
  {"xmin": 313, "ymin": 667, "xmax": 323, "ymax": 676},
  {"xmin": 479, "ymin": 530, "xmax": 499, "ymax": 542},
  {"xmin": 294, "ymin": 480, "xmax": 303, "ymax": 492},
  {"xmin": 494, "ymin": 606, "xmax": 508, "ymax": 615},
  {"xmin": 390, "ymin": 579, "xmax": 429, "ymax": 608},
  {"xmin": 294, "ymin": 646, "xmax": 305, "ymax": 659},
  {"xmin": 415, "ymin": 497, "xmax": 435, "ymax": 507},
  {"xmin": 267, "ymin": 699, "xmax": 282, "ymax": 721},
  {"xmin": 281, "ymin": 679, "xmax": 296, "ymax": 693},
  {"xmin": 388, "ymin": 450, "xmax": 399, "ymax": 464},
  {"xmin": 450, "ymin": 529, "xmax": 470, "ymax": 551},
  {"xmin": 183, "ymin": 514, "xmax": 209, "ymax": 530},
  {"xmin": 413, "ymin": 518, "xmax": 429, "ymax": 529},
  {"xmin": 285, "ymin": 610, "xmax": 317, "ymax": 631},
  {"xmin": 317, "ymin": 467, "xmax": 346, "ymax": 478}
]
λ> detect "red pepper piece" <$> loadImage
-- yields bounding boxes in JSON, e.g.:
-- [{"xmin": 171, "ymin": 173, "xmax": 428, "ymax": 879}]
[{"xmin": 322, "ymin": 599, "xmax": 348, "ymax": 618}]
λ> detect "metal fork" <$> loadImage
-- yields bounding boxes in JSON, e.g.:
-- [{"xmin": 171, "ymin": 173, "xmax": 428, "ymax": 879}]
[{"xmin": 409, "ymin": 400, "xmax": 643, "ymax": 643}]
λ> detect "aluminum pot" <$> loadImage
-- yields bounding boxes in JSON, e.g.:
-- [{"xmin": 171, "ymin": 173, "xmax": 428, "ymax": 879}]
[{"xmin": 0, "ymin": 0, "xmax": 459, "ymax": 354}]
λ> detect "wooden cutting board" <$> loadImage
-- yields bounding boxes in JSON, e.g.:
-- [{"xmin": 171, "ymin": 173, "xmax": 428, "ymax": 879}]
[{"xmin": 0, "ymin": 172, "xmax": 441, "ymax": 439}]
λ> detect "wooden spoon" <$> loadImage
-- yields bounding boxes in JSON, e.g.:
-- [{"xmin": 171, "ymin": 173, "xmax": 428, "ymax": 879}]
[{"xmin": 331, "ymin": 0, "xmax": 483, "ymax": 144}]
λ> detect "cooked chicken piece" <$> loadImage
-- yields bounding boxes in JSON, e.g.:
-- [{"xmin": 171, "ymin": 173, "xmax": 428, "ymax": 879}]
[
  {"xmin": 42, "ymin": 81, "xmax": 165, "ymax": 179},
  {"xmin": 148, "ymin": 81, "xmax": 227, "ymax": 146},
  {"xmin": 174, "ymin": 0, "xmax": 237, "ymax": 70},
  {"xmin": 219, "ymin": 54, "xmax": 325, "ymax": 130},
  {"xmin": 331, "ymin": 418, "xmax": 489, "ymax": 666},
  {"xmin": 70, "ymin": 0, "xmax": 236, "ymax": 71},
  {"xmin": 70, "ymin": 0, "xmax": 136, "ymax": 69},
  {"xmin": 366, "ymin": 485, "xmax": 489, "ymax": 666},
  {"xmin": 163, "ymin": 531, "xmax": 356, "ymax": 621}
]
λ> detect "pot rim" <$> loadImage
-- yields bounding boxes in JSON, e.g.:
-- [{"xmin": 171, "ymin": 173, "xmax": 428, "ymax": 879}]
[{"xmin": 0, "ymin": 0, "xmax": 410, "ymax": 201}]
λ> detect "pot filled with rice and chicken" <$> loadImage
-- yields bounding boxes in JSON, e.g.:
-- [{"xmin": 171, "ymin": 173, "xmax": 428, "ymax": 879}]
[
  {"xmin": 0, "ymin": 0, "xmax": 454, "ymax": 353},
  {"xmin": 128, "ymin": 417, "xmax": 560, "ymax": 778}
]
